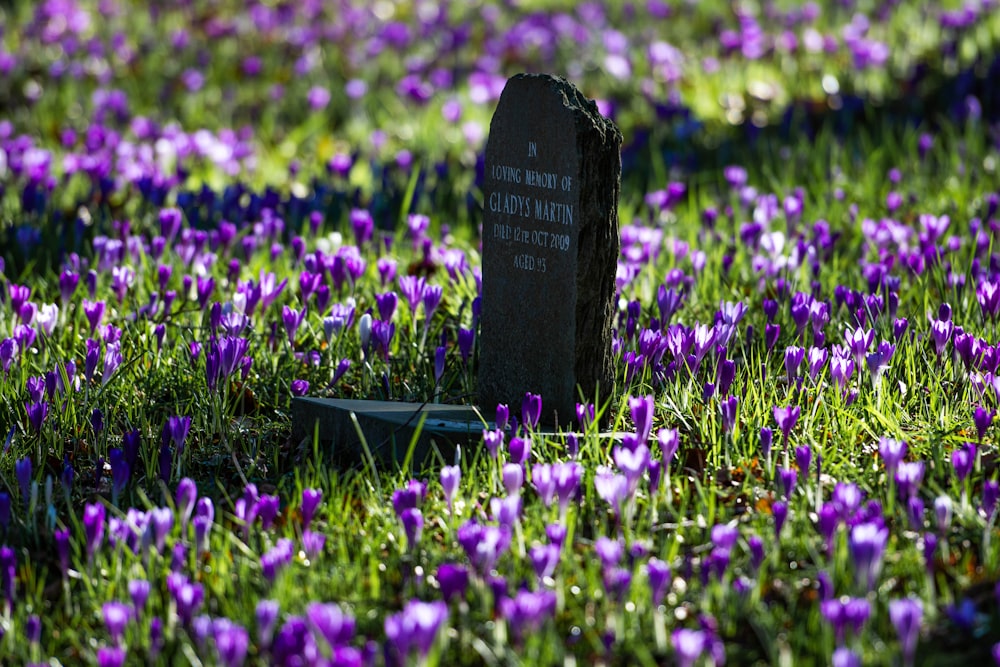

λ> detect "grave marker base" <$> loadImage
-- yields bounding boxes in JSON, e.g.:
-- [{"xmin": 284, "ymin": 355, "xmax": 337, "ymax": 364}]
[{"xmin": 291, "ymin": 398, "xmax": 624, "ymax": 467}]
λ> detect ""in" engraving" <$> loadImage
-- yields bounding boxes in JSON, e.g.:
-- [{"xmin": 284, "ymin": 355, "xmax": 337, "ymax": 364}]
[{"xmin": 528, "ymin": 141, "xmax": 537, "ymax": 158}]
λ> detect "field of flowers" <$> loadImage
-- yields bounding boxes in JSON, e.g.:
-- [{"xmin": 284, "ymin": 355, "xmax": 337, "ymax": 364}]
[{"xmin": 2, "ymin": 0, "xmax": 1000, "ymax": 665}]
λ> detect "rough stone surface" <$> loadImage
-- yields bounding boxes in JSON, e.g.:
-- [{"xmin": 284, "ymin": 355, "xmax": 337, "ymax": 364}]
[{"xmin": 479, "ymin": 73, "xmax": 621, "ymax": 427}]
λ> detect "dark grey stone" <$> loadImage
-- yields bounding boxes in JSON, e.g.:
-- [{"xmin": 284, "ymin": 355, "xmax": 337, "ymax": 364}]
[
  {"xmin": 478, "ymin": 73, "xmax": 621, "ymax": 427},
  {"xmin": 291, "ymin": 398, "xmax": 487, "ymax": 466}
]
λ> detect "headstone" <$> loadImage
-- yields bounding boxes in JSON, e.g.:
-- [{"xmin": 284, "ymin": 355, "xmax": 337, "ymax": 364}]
[{"xmin": 479, "ymin": 73, "xmax": 621, "ymax": 427}]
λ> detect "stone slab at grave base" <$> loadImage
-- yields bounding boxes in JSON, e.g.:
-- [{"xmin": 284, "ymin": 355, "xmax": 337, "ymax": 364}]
[
  {"xmin": 292, "ymin": 397, "xmax": 627, "ymax": 468},
  {"xmin": 292, "ymin": 398, "xmax": 489, "ymax": 466}
]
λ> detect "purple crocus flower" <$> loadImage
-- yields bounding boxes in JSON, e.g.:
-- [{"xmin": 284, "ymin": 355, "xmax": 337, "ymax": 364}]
[
  {"xmin": 458, "ymin": 520, "xmax": 511, "ymax": 575},
  {"xmin": 168, "ymin": 574, "xmax": 204, "ymax": 625},
  {"xmin": 457, "ymin": 328, "xmax": 475, "ymax": 364},
  {"xmin": 213, "ymin": 620, "xmax": 250, "ymax": 667},
  {"xmin": 530, "ymin": 543, "xmax": 561, "ymax": 580},
  {"xmin": 256, "ymin": 494, "xmax": 280, "ymax": 530},
  {"xmin": 821, "ymin": 596, "xmax": 871, "ymax": 644},
  {"xmin": 440, "ymin": 466, "xmax": 460, "ymax": 512},
  {"xmin": 849, "ymin": 521, "xmax": 888, "ymax": 591},
  {"xmin": 711, "ymin": 523, "xmax": 739, "ymax": 553},
  {"xmin": 500, "ymin": 590, "xmax": 557, "ymax": 643},
  {"xmin": 521, "ymin": 392, "xmax": 542, "ymax": 430},
  {"xmin": 553, "ymin": 461, "xmax": 583, "ymax": 515},
  {"xmin": 102, "ymin": 342, "xmax": 122, "ymax": 386},
  {"xmin": 779, "ymin": 467, "xmax": 797, "ymax": 499},
  {"xmin": 878, "ymin": 437, "xmax": 907, "ymax": 477},
  {"xmin": 748, "ymin": 535, "xmax": 765, "ymax": 571},
  {"xmin": 83, "ymin": 299, "xmax": 106, "ymax": 334},
  {"xmin": 765, "ymin": 323, "xmax": 781, "ymax": 352},
  {"xmin": 15, "ymin": 456, "xmax": 31, "ymax": 504},
  {"xmin": 648, "ymin": 459, "xmax": 662, "ymax": 493},
  {"xmin": 773, "ymin": 501, "xmax": 788, "ymax": 540},
  {"xmin": 629, "ymin": 394, "xmax": 654, "ymax": 442},
  {"xmin": 437, "ymin": 563, "xmax": 469, "ymax": 603},
  {"xmin": 301, "ymin": 529, "xmax": 325, "ymax": 558},
  {"xmin": 434, "ymin": 346, "xmax": 445, "ymax": 385},
  {"xmin": 103, "ymin": 601, "xmax": 132, "ymax": 645},
  {"xmin": 422, "ymin": 284, "xmax": 443, "ymax": 324},
  {"xmin": 720, "ymin": 396, "xmax": 738, "ymax": 433},
  {"xmin": 483, "ymin": 428, "xmax": 504, "ymax": 459},
  {"xmin": 193, "ymin": 497, "xmax": 214, "ymax": 555},
  {"xmin": 398, "ymin": 276, "xmax": 426, "ymax": 317},
  {"xmin": 845, "ymin": 326, "xmax": 875, "ymax": 367},
  {"xmin": 306, "ymin": 601, "xmax": 355, "ymax": 649},
  {"xmin": 931, "ymin": 317, "xmax": 954, "ymax": 357},
  {"xmin": 502, "ymin": 463, "xmax": 523, "ymax": 495},
  {"xmin": 255, "ymin": 600, "xmax": 280, "ymax": 649},
  {"xmin": 894, "ymin": 317, "xmax": 909, "ymax": 340},
  {"xmin": 490, "ymin": 495, "xmax": 522, "ymax": 528},
  {"xmin": 614, "ymin": 444, "xmax": 650, "ymax": 495},
  {"xmin": 391, "ymin": 480, "xmax": 426, "ymax": 516},
  {"xmin": 658, "ymin": 428, "xmax": 680, "ymax": 464},
  {"xmin": 889, "ymin": 597, "xmax": 923, "ymax": 667},
  {"xmin": 807, "ymin": 346, "xmax": 828, "ymax": 381},
  {"xmin": 907, "ymin": 497, "xmax": 925, "ymax": 531},
  {"xmin": 974, "ymin": 406, "xmax": 995, "ymax": 442},
  {"xmin": 260, "ymin": 539, "xmax": 295, "ymax": 584},
  {"xmin": 384, "ymin": 599, "xmax": 449, "ymax": 660},
  {"xmin": 25, "ymin": 400, "xmax": 48, "ymax": 433},
  {"xmin": 595, "ymin": 536, "xmax": 624, "ymax": 569},
  {"xmin": 173, "ymin": 478, "xmax": 197, "ymax": 534},
  {"xmin": 672, "ymin": 628, "xmax": 707, "ymax": 667},
  {"xmin": 795, "ymin": 445, "xmax": 812, "ymax": 485},
  {"xmin": 346, "ymin": 208, "xmax": 374, "ymax": 246},
  {"xmin": 371, "ymin": 319, "xmax": 395, "ymax": 359},
  {"xmin": 978, "ymin": 280, "xmax": 1000, "ymax": 319},
  {"xmin": 866, "ymin": 341, "xmax": 895, "ymax": 385},
  {"xmin": 375, "ymin": 292, "xmax": 398, "ymax": 323},
  {"xmin": 934, "ymin": 495, "xmax": 953, "ymax": 534},
  {"xmin": 830, "ymin": 355, "xmax": 855, "ymax": 393},
  {"xmin": 832, "ymin": 647, "xmax": 862, "ymax": 667},
  {"xmin": 983, "ymin": 480, "xmax": 999, "ymax": 519},
  {"xmin": 773, "ymin": 405, "xmax": 799, "ymax": 445},
  {"xmin": 594, "ymin": 466, "xmax": 629, "ymax": 518},
  {"xmin": 952, "ymin": 443, "xmax": 976, "ymax": 482},
  {"xmin": 495, "ymin": 404, "xmax": 510, "ymax": 431},
  {"xmin": 109, "ymin": 449, "xmax": 129, "ymax": 504},
  {"xmin": 401, "ymin": 507, "xmax": 423, "ymax": 549},
  {"xmin": 0, "ymin": 338, "xmax": 16, "ymax": 376},
  {"xmin": 97, "ymin": 646, "xmax": 126, "ymax": 667},
  {"xmin": 508, "ymin": 437, "xmax": 531, "ymax": 466},
  {"xmin": 129, "ymin": 579, "xmax": 150, "ymax": 618},
  {"xmin": 164, "ymin": 415, "xmax": 192, "ymax": 456},
  {"xmin": 0, "ymin": 546, "xmax": 14, "ymax": 608},
  {"xmin": 718, "ymin": 359, "xmax": 736, "ymax": 395},
  {"xmin": 784, "ymin": 345, "xmax": 805, "ymax": 384},
  {"xmin": 531, "ymin": 463, "xmax": 556, "ymax": 506},
  {"xmin": 84, "ymin": 502, "xmax": 105, "ymax": 563},
  {"xmin": 895, "ymin": 461, "xmax": 925, "ymax": 499},
  {"xmin": 759, "ymin": 427, "xmax": 773, "ymax": 464},
  {"xmin": 281, "ymin": 305, "xmax": 306, "ymax": 345},
  {"xmin": 647, "ymin": 557, "xmax": 672, "ymax": 606},
  {"xmin": 831, "ymin": 482, "xmax": 864, "ymax": 522}
]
